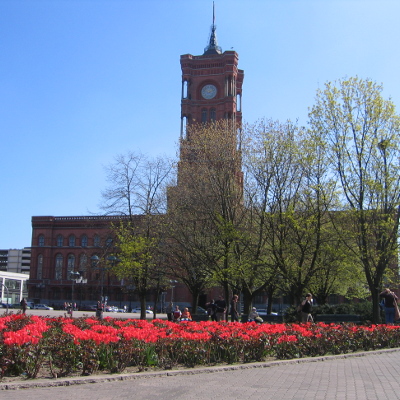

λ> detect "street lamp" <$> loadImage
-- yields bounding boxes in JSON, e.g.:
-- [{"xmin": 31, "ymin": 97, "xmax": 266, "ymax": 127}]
[
  {"xmin": 69, "ymin": 271, "xmax": 83, "ymax": 317},
  {"xmin": 91, "ymin": 254, "xmax": 119, "ymax": 319},
  {"xmin": 170, "ymin": 280, "xmax": 178, "ymax": 303},
  {"xmin": 1, "ymin": 283, "xmax": 9, "ymax": 314},
  {"xmin": 91, "ymin": 255, "xmax": 104, "ymax": 319}
]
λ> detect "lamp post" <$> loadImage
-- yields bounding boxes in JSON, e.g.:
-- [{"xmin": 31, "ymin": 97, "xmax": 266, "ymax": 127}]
[
  {"xmin": 91, "ymin": 254, "xmax": 119, "ymax": 319},
  {"xmin": 1, "ymin": 283, "xmax": 9, "ymax": 314},
  {"xmin": 170, "ymin": 280, "xmax": 178, "ymax": 303},
  {"xmin": 91, "ymin": 255, "xmax": 104, "ymax": 319},
  {"xmin": 69, "ymin": 271, "xmax": 81, "ymax": 317}
]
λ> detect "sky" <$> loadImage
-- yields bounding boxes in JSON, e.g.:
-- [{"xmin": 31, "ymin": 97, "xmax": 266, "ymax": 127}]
[{"xmin": 1, "ymin": 0, "xmax": 400, "ymax": 249}]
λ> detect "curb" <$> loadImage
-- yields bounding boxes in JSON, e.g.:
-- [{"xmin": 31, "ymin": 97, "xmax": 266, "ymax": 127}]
[{"xmin": 2, "ymin": 347, "xmax": 400, "ymax": 391}]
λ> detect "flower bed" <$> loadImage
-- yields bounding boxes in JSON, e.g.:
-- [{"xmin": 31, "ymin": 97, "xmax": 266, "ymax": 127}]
[{"xmin": 1, "ymin": 313, "xmax": 400, "ymax": 379}]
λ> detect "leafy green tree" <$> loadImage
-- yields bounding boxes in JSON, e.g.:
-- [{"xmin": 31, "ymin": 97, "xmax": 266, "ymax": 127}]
[
  {"xmin": 168, "ymin": 121, "xmax": 247, "ymax": 317},
  {"xmin": 244, "ymin": 119, "xmax": 351, "ymax": 306},
  {"xmin": 309, "ymin": 77, "xmax": 400, "ymax": 322},
  {"xmin": 111, "ymin": 221, "xmax": 161, "ymax": 319}
]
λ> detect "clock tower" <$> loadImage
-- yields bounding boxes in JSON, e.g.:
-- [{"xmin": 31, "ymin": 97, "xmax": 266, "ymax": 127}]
[
  {"xmin": 179, "ymin": 6, "xmax": 244, "ymax": 136},
  {"xmin": 168, "ymin": 5, "xmax": 244, "ymax": 211}
]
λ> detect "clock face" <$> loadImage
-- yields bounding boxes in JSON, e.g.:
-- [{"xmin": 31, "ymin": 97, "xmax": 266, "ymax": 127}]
[{"xmin": 201, "ymin": 84, "xmax": 217, "ymax": 99}]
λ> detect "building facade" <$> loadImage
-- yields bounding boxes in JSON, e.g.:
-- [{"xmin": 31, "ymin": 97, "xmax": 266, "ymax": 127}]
[
  {"xmin": 0, "ymin": 248, "xmax": 31, "ymax": 275},
  {"xmin": 28, "ymin": 11, "xmax": 245, "ymax": 310}
]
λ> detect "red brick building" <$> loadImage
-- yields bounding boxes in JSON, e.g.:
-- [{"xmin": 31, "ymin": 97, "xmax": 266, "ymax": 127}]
[{"xmin": 28, "ymin": 12, "xmax": 244, "ymax": 310}]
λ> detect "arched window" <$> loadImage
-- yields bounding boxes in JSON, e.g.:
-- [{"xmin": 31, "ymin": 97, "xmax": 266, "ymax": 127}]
[
  {"xmin": 94, "ymin": 235, "xmax": 100, "ymax": 247},
  {"xmin": 210, "ymin": 108, "xmax": 216, "ymax": 122},
  {"xmin": 38, "ymin": 235, "xmax": 45, "ymax": 247},
  {"xmin": 57, "ymin": 235, "xmax": 63, "ymax": 247},
  {"xmin": 236, "ymin": 93, "xmax": 241, "ymax": 112},
  {"xmin": 37, "ymin": 254, "xmax": 43, "ymax": 279},
  {"xmin": 67, "ymin": 254, "xmax": 75, "ymax": 276},
  {"xmin": 69, "ymin": 235, "xmax": 76, "ymax": 247},
  {"xmin": 201, "ymin": 109, "xmax": 208, "ymax": 123},
  {"xmin": 106, "ymin": 237, "xmax": 113, "ymax": 248},
  {"xmin": 81, "ymin": 235, "xmax": 88, "ymax": 248},
  {"xmin": 79, "ymin": 254, "xmax": 88, "ymax": 272},
  {"xmin": 181, "ymin": 116, "xmax": 188, "ymax": 139},
  {"xmin": 55, "ymin": 254, "xmax": 63, "ymax": 280},
  {"xmin": 182, "ymin": 80, "xmax": 188, "ymax": 99}
]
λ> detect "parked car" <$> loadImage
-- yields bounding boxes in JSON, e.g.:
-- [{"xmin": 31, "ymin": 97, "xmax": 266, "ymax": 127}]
[
  {"xmin": 131, "ymin": 308, "xmax": 153, "ymax": 314},
  {"xmin": 190, "ymin": 306, "xmax": 208, "ymax": 315},
  {"xmin": 34, "ymin": 304, "xmax": 54, "ymax": 310},
  {"xmin": 80, "ymin": 304, "xmax": 97, "ymax": 311}
]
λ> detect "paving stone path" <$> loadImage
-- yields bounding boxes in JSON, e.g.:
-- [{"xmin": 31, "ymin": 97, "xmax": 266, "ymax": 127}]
[{"xmin": 2, "ymin": 349, "xmax": 400, "ymax": 399}]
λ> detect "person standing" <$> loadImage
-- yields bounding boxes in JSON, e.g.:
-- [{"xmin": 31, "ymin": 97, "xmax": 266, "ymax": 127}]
[
  {"xmin": 301, "ymin": 293, "xmax": 314, "ymax": 323},
  {"xmin": 166, "ymin": 302, "xmax": 174, "ymax": 321},
  {"xmin": 215, "ymin": 295, "xmax": 227, "ymax": 322},
  {"xmin": 20, "ymin": 297, "xmax": 27, "ymax": 314},
  {"xmin": 380, "ymin": 288, "xmax": 399, "ymax": 324},
  {"xmin": 206, "ymin": 299, "xmax": 217, "ymax": 321},
  {"xmin": 230, "ymin": 294, "xmax": 239, "ymax": 322}
]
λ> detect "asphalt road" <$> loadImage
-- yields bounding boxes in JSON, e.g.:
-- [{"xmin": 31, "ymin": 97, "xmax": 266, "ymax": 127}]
[{"xmin": 2, "ymin": 308, "xmax": 165, "ymax": 320}]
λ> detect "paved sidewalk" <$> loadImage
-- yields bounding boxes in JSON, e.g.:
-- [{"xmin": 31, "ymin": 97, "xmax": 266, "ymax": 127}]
[{"xmin": 2, "ymin": 349, "xmax": 400, "ymax": 399}]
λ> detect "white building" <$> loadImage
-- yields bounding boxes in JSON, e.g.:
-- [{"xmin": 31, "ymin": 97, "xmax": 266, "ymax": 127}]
[
  {"xmin": 0, "ymin": 248, "xmax": 31, "ymax": 274},
  {"xmin": 0, "ymin": 271, "xmax": 29, "ymax": 305}
]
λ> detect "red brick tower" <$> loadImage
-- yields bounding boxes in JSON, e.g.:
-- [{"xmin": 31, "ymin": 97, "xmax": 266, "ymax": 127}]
[
  {"xmin": 168, "ymin": 5, "xmax": 245, "ymax": 207},
  {"xmin": 179, "ymin": 6, "xmax": 244, "ymax": 134}
]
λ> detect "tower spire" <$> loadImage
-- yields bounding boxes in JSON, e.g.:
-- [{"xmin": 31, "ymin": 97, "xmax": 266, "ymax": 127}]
[{"xmin": 203, "ymin": 2, "xmax": 222, "ymax": 55}]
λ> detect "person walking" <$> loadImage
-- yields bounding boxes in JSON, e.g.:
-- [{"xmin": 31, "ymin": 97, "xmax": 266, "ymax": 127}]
[
  {"xmin": 301, "ymin": 293, "xmax": 314, "ymax": 323},
  {"xmin": 206, "ymin": 299, "xmax": 217, "ymax": 321},
  {"xmin": 380, "ymin": 288, "xmax": 399, "ymax": 324},
  {"xmin": 230, "ymin": 294, "xmax": 239, "ymax": 322},
  {"xmin": 215, "ymin": 295, "xmax": 227, "ymax": 322},
  {"xmin": 20, "ymin": 297, "xmax": 27, "ymax": 314}
]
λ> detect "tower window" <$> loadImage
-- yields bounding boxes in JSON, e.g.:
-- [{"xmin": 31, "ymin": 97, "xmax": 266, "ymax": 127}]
[
  {"xmin": 182, "ymin": 80, "xmax": 188, "ymax": 99},
  {"xmin": 210, "ymin": 108, "xmax": 216, "ymax": 122},
  {"xmin": 236, "ymin": 93, "xmax": 241, "ymax": 112},
  {"xmin": 201, "ymin": 109, "xmax": 208, "ymax": 123},
  {"xmin": 38, "ymin": 235, "xmax": 45, "ymax": 247}
]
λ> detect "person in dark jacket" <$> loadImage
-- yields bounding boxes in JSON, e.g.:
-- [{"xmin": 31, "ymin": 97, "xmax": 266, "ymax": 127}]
[
  {"xmin": 380, "ymin": 288, "xmax": 399, "ymax": 324},
  {"xmin": 301, "ymin": 293, "xmax": 313, "ymax": 322}
]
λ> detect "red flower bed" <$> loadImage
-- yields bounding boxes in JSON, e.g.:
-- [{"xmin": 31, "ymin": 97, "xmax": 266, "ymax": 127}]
[{"xmin": 1, "ymin": 313, "xmax": 400, "ymax": 379}]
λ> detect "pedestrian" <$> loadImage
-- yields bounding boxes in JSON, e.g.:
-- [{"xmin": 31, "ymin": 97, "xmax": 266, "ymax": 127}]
[
  {"xmin": 166, "ymin": 301, "xmax": 174, "ymax": 321},
  {"xmin": 215, "ymin": 295, "xmax": 227, "ymax": 322},
  {"xmin": 230, "ymin": 294, "xmax": 239, "ymax": 322},
  {"xmin": 380, "ymin": 288, "xmax": 399, "ymax": 324},
  {"xmin": 206, "ymin": 299, "xmax": 217, "ymax": 321},
  {"xmin": 20, "ymin": 297, "xmax": 27, "ymax": 314},
  {"xmin": 300, "ymin": 293, "xmax": 314, "ymax": 323}
]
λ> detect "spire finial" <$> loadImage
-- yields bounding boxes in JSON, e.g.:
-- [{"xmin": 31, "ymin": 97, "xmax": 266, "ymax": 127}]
[{"xmin": 204, "ymin": 1, "xmax": 222, "ymax": 55}]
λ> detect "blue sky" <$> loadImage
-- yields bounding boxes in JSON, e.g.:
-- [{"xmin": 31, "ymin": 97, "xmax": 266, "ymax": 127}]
[{"xmin": 1, "ymin": 0, "xmax": 400, "ymax": 249}]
